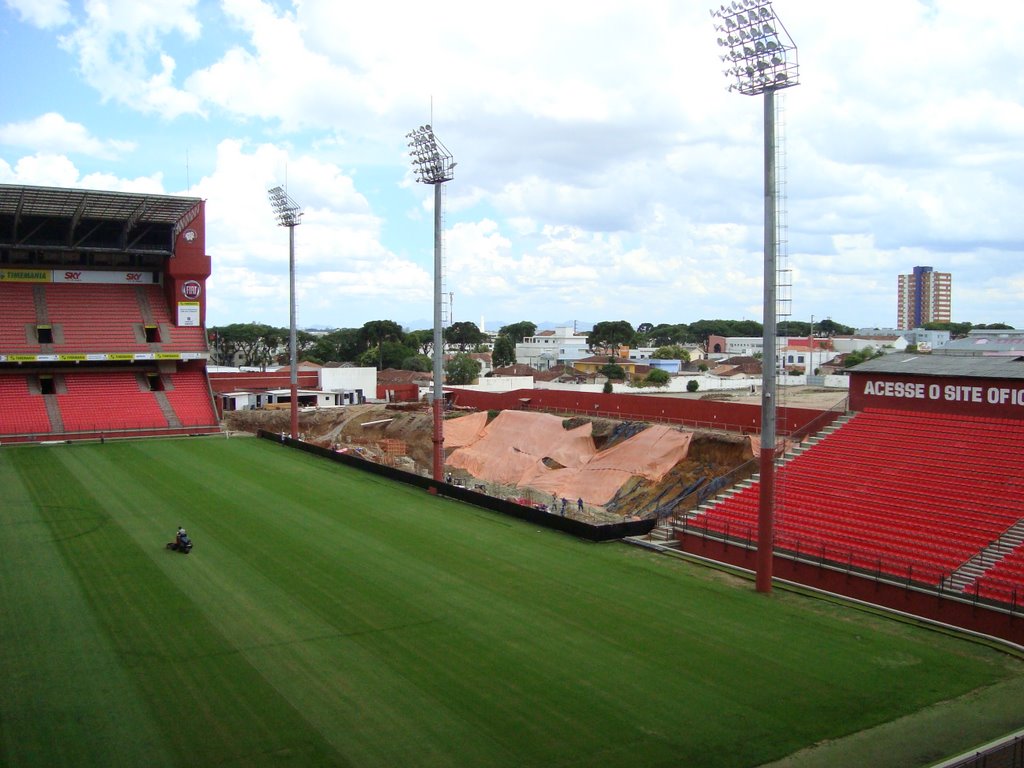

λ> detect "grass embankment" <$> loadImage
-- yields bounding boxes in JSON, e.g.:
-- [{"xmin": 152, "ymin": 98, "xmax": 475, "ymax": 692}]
[{"xmin": 1, "ymin": 437, "xmax": 1021, "ymax": 767}]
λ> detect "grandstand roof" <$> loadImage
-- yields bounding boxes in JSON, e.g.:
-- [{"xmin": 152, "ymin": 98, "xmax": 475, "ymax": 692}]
[
  {"xmin": 0, "ymin": 184, "xmax": 200, "ymax": 225},
  {"xmin": 0, "ymin": 184, "xmax": 202, "ymax": 255},
  {"xmin": 850, "ymin": 353, "xmax": 1024, "ymax": 380}
]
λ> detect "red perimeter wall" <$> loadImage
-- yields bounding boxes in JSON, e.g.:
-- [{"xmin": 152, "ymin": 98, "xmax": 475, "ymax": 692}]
[
  {"xmin": 675, "ymin": 534, "xmax": 1023, "ymax": 645},
  {"xmin": 447, "ymin": 388, "xmax": 827, "ymax": 435}
]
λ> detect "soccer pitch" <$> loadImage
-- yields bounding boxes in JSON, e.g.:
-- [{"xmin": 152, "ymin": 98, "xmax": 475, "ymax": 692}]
[{"xmin": 2, "ymin": 437, "xmax": 1022, "ymax": 768}]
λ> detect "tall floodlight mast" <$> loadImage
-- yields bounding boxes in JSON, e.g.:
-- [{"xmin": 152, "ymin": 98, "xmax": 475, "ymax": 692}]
[
  {"xmin": 406, "ymin": 124, "xmax": 456, "ymax": 482},
  {"xmin": 711, "ymin": 0, "xmax": 799, "ymax": 593},
  {"xmin": 267, "ymin": 185, "xmax": 303, "ymax": 441}
]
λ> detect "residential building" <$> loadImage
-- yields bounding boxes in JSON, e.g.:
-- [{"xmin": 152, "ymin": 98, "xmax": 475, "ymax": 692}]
[
  {"xmin": 514, "ymin": 326, "xmax": 591, "ymax": 370},
  {"xmin": 897, "ymin": 266, "xmax": 951, "ymax": 329},
  {"xmin": 902, "ymin": 328, "xmax": 952, "ymax": 351},
  {"xmin": 572, "ymin": 355, "xmax": 651, "ymax": 382}
]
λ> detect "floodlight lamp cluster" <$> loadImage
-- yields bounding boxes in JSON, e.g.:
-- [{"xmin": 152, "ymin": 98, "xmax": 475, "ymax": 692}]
[
  {"xmin": 267, "ymin": 186, "xmax": 303, "ymax": 227},
  {"xmin": 711, "ymin": 0, "xmax": 799, "ymax": 95},
  {"xmin": 406, "ymin": 125, "xmax": 456, "ymax": 185}
]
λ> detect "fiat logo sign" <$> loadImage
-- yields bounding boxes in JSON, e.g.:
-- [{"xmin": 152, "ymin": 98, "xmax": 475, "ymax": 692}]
[{"xmin": 182, "ymin": 280, "xmax": 202, "ymax": 300}]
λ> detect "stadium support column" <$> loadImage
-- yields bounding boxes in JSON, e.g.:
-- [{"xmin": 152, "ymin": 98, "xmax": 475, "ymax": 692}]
[
  {"xmin": 406, "ymin": 125, "xmax": 456, "ymax": 482},
  {"xmin": 711, "ymin": 0, "xmax": 800, "ymax": 593},
  {"xmin": 268, "ymin": 185, "xmax": 303, "ymax": 440}
]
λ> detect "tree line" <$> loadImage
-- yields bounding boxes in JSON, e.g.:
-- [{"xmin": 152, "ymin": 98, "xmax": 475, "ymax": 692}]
[
  {"xmin": 208, "ymin": 318, "xmax": 1009, "ymax": 376},
  {"xmin": 207, "ymin": 319, "xmax": 520, "ymax": 384}
]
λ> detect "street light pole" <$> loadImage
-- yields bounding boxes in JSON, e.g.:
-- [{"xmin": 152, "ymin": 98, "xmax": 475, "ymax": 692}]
[
  {"xmin": 711, "ymin": 0, "xmax": 799, "ymax": 593},
  {"xmin": 267, "ymin": 185, "xmax": 303, "ymax": 440},
  {"xmin": 406, "ymin": 125, "xmax": 456, "ymax": 482}
]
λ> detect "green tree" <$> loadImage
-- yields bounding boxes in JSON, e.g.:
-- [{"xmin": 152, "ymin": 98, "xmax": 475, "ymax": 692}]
[
  {"xmin": 211, "ymin": 322, "xmax": 286, "ymax": 369},
  {"xmin": 648, "ymin": 323, "xmax": 687, "ymax": 346},
  {"xmin": 974, "ymin": 322, "xmax": 1014, "ymax": 330},
  {"xmin": 843, "ymin": 346, "xmax": 885, "ymax": 368},
  {"xmin": 445, "ymin": 321, "xmax": 485, "ymax": 351},
  {"xmin": 273, "ymin": 329, "xmax": 319, "ymax": 365},
  {"xmin": 359, "ymin": 340, "xmax": 416, "ymax": 370},
  {"xmin": 687, "ymin": 379, "xmax": 700, "ymax": 392},
  {"xmin": 602, "ymin": 380, "xmax": 614, "ymax": 394},
  {"xmin": 308, "ymin": 327, "xmax": 362, "ymax": 364},
  {"xmin": 401, "ymin": 354, "xmax": 432, "ymax": 372},
  {"xmin": 588, "ymin": 320, "xmax": 635, "ymax": 351},
  {"xmin": 816, "ymin": 318, "xmax": 854, "ymax": 336},
  {"xmin": 360, "ymin": 320, "xmax": 405, "ymax": 368},
  {"xmin": 653, "ymin": 345, "xmax": 690, "ymax": 361},
  {"xmin": 445, "ymin": 353, "xmax": 482, "ymax": 385},
  {"xmin": 492, "ymin": 334, "xmax": 516, "ymax": 368},
  {"xmin": 600, "ymin": 362, "xmax": 626, "ymax": 380},
  {"xmin": 643, "ymin": 368, "xmax": 670, "ymax": 386},
  {"xmin": 923, "ymin": 321, "xmax": 972, "ymax": 338},
  {"xmin": 498, "ymin": 321, "xmax": 537, "ymax": 343},
  {"xmin": 406, "ymin": 329, "xmax": 435, "ymax": 357}
]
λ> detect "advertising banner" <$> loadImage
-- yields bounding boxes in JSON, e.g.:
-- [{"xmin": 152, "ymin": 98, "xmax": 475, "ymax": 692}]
[
  {"xmin": 1, "ymin": 269, "xmax": 159, "ymax": 284},
  {"xmin": 0, "ymin": 269, "xmax": 50, "ymax": 282},
  {"xmin": 52, "ymin": 270, "xmax": 158, "ymax": 284},
  {"xmin": 850, "ymin": 374, "xmax": 1024, "ymax": 419},
  {"xmin": 177, "ymin": 301, "xmax": 200, "ymax": 327}
]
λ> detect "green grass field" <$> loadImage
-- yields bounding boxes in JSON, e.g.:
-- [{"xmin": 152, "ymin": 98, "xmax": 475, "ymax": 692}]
[{"xmin": 2, "ymin": 437, "xmax": 1022, "ymax": 768}]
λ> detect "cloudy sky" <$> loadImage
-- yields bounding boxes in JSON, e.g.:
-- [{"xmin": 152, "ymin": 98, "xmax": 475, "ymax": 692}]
[{"xmin": 2, "ymin": 0, "xmax": 1022, "ymax": 333}]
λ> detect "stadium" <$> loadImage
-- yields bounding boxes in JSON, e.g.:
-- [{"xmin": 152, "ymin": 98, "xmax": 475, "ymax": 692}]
[{"xmin": 2, "ymin": 182, "xmax": 1024, "ymax": 767}]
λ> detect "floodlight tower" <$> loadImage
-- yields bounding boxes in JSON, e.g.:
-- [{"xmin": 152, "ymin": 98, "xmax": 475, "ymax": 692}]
[
  {"xmin": 268, "ymin": 185, "xmax": 303, "ymax": 441},
  {"xmin": 406, "ymin": 124, "xmax": 456, "ymax": 482},
  {"xmin": 711, "ymin": 0, "xmax": 799, "ymax": 593}
]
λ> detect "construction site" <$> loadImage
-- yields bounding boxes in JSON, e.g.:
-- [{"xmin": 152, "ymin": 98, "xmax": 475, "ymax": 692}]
[{"xmin": 221, "ymin": 388, "xmax": 845, "ymax": 522}]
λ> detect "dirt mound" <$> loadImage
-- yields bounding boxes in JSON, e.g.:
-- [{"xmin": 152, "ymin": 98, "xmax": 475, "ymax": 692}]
[
  {"xmin": 224, "ymin": 405, "xmax": 756, "ymax": 519},
  {"xmin": 605, "ymin": 433, "xmax": 753, "ymax": 518},
  {"xmin": 224, "ymin": 404, "xmax": 437, "ymax": 468}
]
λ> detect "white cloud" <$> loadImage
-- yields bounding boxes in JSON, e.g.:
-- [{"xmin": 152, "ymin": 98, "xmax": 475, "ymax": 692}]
[
  {"xmin": 4, "ymin": 0, "xmax": 70, "ymax": 28},
  {"xmin": 58, "ymin": 0, "xmax": 203, "ymax": 118},
  {"xmin": 0, "ymin": 152, "xmax": 162, "ymax": 191},
  {"xmin": 192, "ymin": 139, "xmax": 434, "ymax": 327},
  {"xmin": 4, "ymin": 0, "xmax": 1024, "ymax": 329},
  {"xmin": 0, "ymin": 113, "xmax": 135, "ymax": 159}
]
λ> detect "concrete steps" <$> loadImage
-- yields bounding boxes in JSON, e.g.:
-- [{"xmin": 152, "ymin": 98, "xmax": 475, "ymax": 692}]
[{"xmin": 948, "ymin": 518, "xmax": 1024, "ymax": 593}]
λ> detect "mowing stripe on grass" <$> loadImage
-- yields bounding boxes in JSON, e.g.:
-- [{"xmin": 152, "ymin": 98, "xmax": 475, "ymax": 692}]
[{"xmin": 2, "ymin": 437, "xmax": 1021, "ymax": 768}]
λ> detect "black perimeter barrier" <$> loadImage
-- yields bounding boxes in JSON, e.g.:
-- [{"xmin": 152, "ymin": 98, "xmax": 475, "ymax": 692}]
[
  {"xmin": 258, "ymin": 430, "xmax": 656, "ymax": 543},
  {"xmin": 942, "ymin": 733, "xmax": 1024, "ymax": 768}
]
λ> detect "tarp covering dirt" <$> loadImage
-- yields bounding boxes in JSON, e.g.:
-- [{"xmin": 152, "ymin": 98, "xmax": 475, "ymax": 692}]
[
  {"xmin": 446, "ymin": 411, "xmax": 692, "ymax": 505},
  {"xmin": 443, "ymin": 411, "xmax": 489, "ymax": 448}
]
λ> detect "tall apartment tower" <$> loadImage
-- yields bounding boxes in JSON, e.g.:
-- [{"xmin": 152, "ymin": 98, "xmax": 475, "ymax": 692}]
[{"xmin": 897, "ymin": 266, "xmax": 951, "ymax": 329}]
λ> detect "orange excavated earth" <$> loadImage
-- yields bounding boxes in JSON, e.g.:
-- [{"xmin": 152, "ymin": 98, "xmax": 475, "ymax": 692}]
[{"xmin": 446, "ymin": 410, "xmax": 692, "ymax": 506}]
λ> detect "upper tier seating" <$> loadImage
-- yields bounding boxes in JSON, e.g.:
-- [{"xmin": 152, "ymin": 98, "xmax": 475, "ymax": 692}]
[
  {"xmin": 46, "ymin": 283, "xmax": 146, "ymax": 351},
  {"xmin": 140, "ymin": 285, "xmax": 208, "ymax": 352},
  {"xmin": 0, "ymin": 283, "xmax": 40, "ymax": 353},
  {"xmin": 0, "ymin": 282, "xmax": 208, "ymax": 355}
]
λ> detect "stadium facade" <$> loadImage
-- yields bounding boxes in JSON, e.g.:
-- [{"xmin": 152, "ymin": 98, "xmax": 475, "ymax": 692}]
[{"xmin": 0, "ymin": 183, "xmax": 219, "ymax": 441}]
